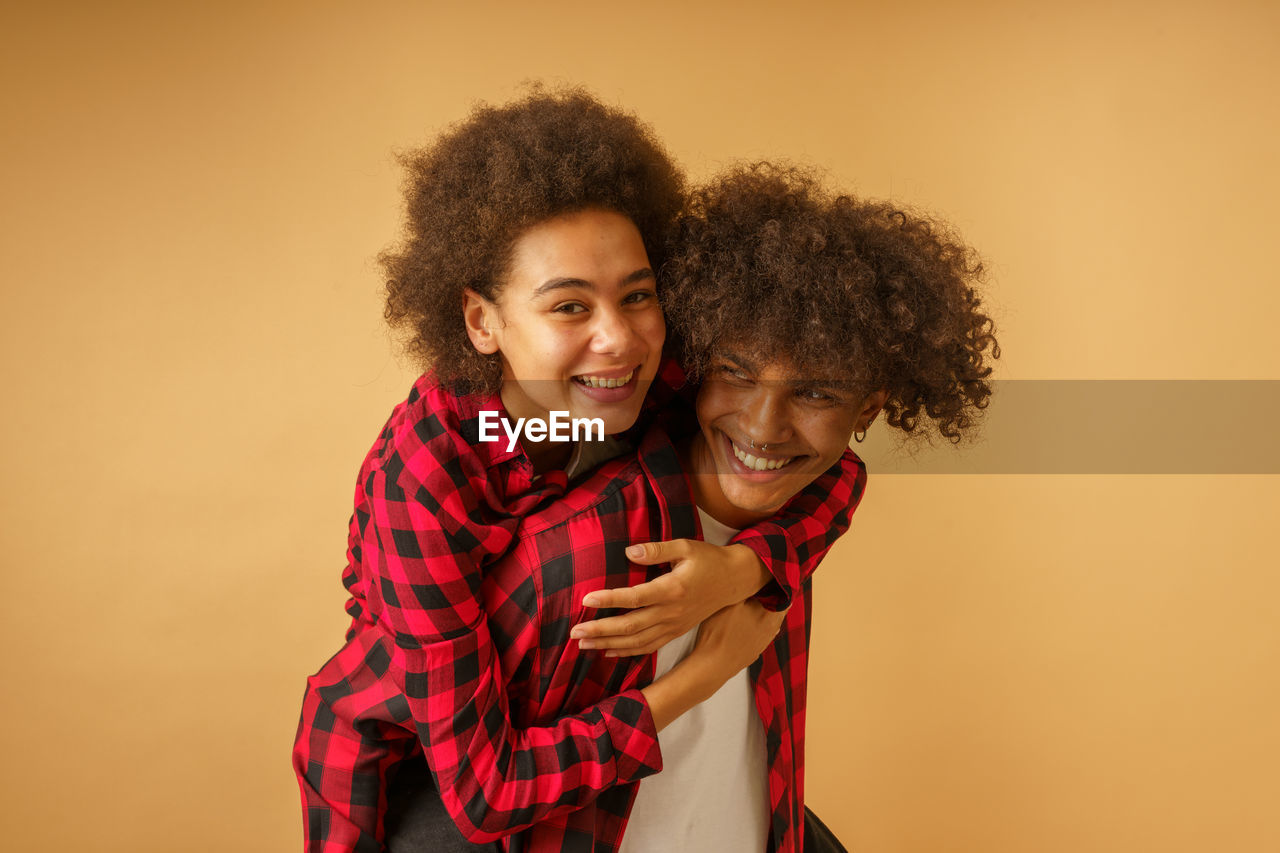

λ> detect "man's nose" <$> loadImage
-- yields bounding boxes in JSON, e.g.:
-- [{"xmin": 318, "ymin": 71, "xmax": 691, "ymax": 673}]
[{"xmin": 741, "ymin": 386, "xmax": 792, "ymax": 446}]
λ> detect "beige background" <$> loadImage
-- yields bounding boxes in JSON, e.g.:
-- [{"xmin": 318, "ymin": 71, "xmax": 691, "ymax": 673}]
[{"xmin": 2, "ymin": 1, "xmax": 1277, "ymax": 850}]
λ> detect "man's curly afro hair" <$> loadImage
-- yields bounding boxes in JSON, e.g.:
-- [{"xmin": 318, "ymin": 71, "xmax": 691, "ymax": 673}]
[
  {"xmin": 663, "ymin": 163, "xmax": 1000, "ymax": 443},
  {"xmin": 381, "ymin": 87, "xmax": 686, "ymax": 393}
]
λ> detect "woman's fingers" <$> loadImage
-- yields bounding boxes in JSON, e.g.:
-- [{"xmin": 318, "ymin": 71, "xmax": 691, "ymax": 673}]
[
  {"xmin": 623, "ymin": 539, "xmax": 693, "ymax": 565},
  {"xmin": 571, "ymin": 606, "xmax": 666, "ymax": 642},
  {"xmin": 581, "ymin": 575, "xmax": 665, "ymax": 610},
  {"xmin": 576, "ymin": 623, "xmax": 672, "ymax": 656}
]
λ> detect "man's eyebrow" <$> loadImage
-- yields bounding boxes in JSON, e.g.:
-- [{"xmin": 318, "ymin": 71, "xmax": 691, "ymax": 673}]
[
  {"xmin": 789, "ymin": 374, "xmax": 861, "ymax": 394},
  {"xmin": 530, "ymin": 267, "xmax": 654, "ymax": 299},
  {"xmin": 716, "ymin": 351, "xmax": 847, "ymax": 390},
  {"xmin": 717, "ymin": 351, "xmax": 760, "ymax": 373}
]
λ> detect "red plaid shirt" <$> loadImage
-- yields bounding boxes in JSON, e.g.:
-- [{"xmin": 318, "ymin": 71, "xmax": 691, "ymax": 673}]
[{"xmin": 293, "ymin": 372, "xmax": 867, "ymax": 852}]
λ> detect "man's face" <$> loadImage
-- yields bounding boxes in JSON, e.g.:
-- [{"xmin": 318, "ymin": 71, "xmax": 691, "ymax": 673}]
[{"xmin": 690, "ymin": 350, "xmax": 883, "ymax": 528}]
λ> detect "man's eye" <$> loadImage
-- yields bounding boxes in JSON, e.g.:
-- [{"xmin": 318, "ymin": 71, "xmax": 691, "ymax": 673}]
[
  {"xmin": 553, "ymin": 302, "xmax": 587, "ymax": 315},
  {"xmin": 713, "ymin": 364, "xmax": 751, "ymax": 383},
  {"xmin": 799, "ymin": 388, "xmax": 834, "ymax": 402}
]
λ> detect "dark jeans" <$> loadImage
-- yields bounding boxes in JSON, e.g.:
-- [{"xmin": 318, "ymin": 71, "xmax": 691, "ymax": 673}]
[
  {"xmin": 383, "ymin": 754, "xmax": 848, "ymax": 852},
  {"xmin": 384, "ymin": 756, "xmax": 500, "ymax": 853},
  {"xmin": 803, "ymin": 805, "xmax": 850, "ymax": 853}
]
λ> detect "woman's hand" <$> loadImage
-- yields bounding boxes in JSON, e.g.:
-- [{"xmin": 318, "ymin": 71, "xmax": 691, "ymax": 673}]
[
  {"xmin": 692, "ymin": 598, "xmax": 788, "ymax": 678},
  {"xmin": 570, "ymin": 541, "xmax": 771, "ymax": 656},
  {"xmin": 641, "ymin": 599, "xmax": 788, "ymax": 732}
]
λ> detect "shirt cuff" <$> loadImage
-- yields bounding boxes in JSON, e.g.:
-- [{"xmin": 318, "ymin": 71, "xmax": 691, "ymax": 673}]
[
  {"xmin": 731, "ymin": 529, "xmax": 794, "ymax": 612},
  {"xmin": 595, "ymin": 689, "xmax": 663, "ymax": 782}
]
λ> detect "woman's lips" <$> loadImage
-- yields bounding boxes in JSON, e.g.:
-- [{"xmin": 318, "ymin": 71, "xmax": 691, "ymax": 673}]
[{"xmin": 571, "ymin": 367, "xmax": 641, "ymax": 403}]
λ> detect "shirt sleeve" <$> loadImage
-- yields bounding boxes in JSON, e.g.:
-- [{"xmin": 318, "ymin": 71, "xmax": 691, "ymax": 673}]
[
  {"xmin": 730, "ymin": 449, "xmax": 868, "ymax": 611},
  {"xmin": 403, "ymin": 617, "xmax": 662, "ymax": 843},
  {"xmin": 378, "ymin": 461, "xmax": 663, "ymax": 842},
  {"xmin": 293, "ymin": 618, "xmax": 663, "ymax": 851},
  {"xmin": 358, "ymin": 434, "xmax": 514, "ymax": 642},
  {"xmin": 294, "ymin": 629, "xmax": 419, "ymax": 853},
  {"xmin": 295, "ymin": 438, "xmax": 663, "ymax": 850}
]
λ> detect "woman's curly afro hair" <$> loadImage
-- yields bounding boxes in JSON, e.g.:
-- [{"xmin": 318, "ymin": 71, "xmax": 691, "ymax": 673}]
[
  {"xmin": 380, "ymin": 87, "xmax": 685, "ymax": 394},
  {"xmin": 663, "ymin": 163, "xmax": 1000, "ymax": 443}
]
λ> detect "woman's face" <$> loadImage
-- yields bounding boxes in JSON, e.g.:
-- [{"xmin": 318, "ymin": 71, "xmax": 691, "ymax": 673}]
[{"xmin": 465, "ymin": 208, "xmax": 665, "ymax": 437}]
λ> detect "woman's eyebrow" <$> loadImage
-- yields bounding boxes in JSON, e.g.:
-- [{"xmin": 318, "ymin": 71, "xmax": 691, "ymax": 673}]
[
  {"xmin": 531, "ymin": 277, "xmax": 591, "ymax": 297},
  {"xmin": 621, "ymin": 267, "xmax": 655, "ymax": 285},
  {"xmin": 531, "ymin": 267, "xmax": 654, "ymax": 298}
]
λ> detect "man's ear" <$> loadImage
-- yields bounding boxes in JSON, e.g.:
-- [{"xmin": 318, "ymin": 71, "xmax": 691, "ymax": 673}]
[
  {"xmin": 856, "ymin": 389, "xmax": 889, "ymax": 432},
  {"xmin": 462, "ymin": 289, "xmax": 500, "ymax": 355}
]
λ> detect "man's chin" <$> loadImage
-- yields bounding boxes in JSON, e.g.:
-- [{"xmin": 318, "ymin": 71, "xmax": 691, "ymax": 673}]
[{"xmin": 722, "ymin": 490, "xmax": 788, "ymax": 520}]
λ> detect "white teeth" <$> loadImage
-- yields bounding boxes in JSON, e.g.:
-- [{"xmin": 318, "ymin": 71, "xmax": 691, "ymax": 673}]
[
  {"xmin": 575, "ymin": 370, "xmax": 634, "ymax": 388},
  {"xmin": 731, "ymin": 442, "xmax": 793, "ymax": 471}
]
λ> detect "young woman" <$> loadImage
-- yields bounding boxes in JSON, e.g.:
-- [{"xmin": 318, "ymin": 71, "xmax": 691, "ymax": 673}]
[{"xmin": 292, "ymin": 91, "xmax": 865, "ymax": 852}]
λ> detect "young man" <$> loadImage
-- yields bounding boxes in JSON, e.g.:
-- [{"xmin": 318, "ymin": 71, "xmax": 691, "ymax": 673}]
[{"xmin": 376, "ymin": 162, "xmax": 998, "ymax": 852}]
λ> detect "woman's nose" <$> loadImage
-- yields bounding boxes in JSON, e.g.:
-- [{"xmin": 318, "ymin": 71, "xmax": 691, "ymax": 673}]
[{"xmin": 590, "ymin": 307, "xmax": 639, "ymax": 356}]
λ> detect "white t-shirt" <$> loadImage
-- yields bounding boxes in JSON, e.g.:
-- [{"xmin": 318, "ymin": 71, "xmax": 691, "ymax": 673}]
[{"xmin": 618, "ymin": 510, "xmax": 771, "ymax": 853}]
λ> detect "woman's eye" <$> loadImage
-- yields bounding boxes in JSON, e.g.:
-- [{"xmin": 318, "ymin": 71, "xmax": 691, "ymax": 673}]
[
  {"xmin": 799, "ymin": 388, "xmax": 835, "ymax": 403},
  {"xmin": 623, "ymin": 289, "xmax": 656, "ymax": 305},
  {"xmin": 552, "ymin": 302, "xmax": 587, "ymax": 315}
]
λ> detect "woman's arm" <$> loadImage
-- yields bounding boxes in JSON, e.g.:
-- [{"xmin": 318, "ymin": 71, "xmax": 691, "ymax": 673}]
[
  {"xmin": 568, "ymin": 449, "xmax": 867, "ymax": 654},
  {"xmin": 298, "ymin": 432, "xmax": 767, "ymax": 849},
  {"xmin": 642, "ymin": 598, "xmax": 787, "ymax": 730},
  {"xmin": 295, "ymin": 600, "xmax": 759, "ymax": 850},
  {"xmin": 403, "ymin": 606, "xmax": 763, "ymax": 842},
  {"xmin": 730, "ymin": 448, "xmax": 868, "ymax": 608}
]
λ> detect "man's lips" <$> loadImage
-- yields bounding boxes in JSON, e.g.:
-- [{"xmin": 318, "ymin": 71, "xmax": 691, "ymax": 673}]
[{"xmin": 721, "ymin": 431, "xmax": 800, "ymax": 474}]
